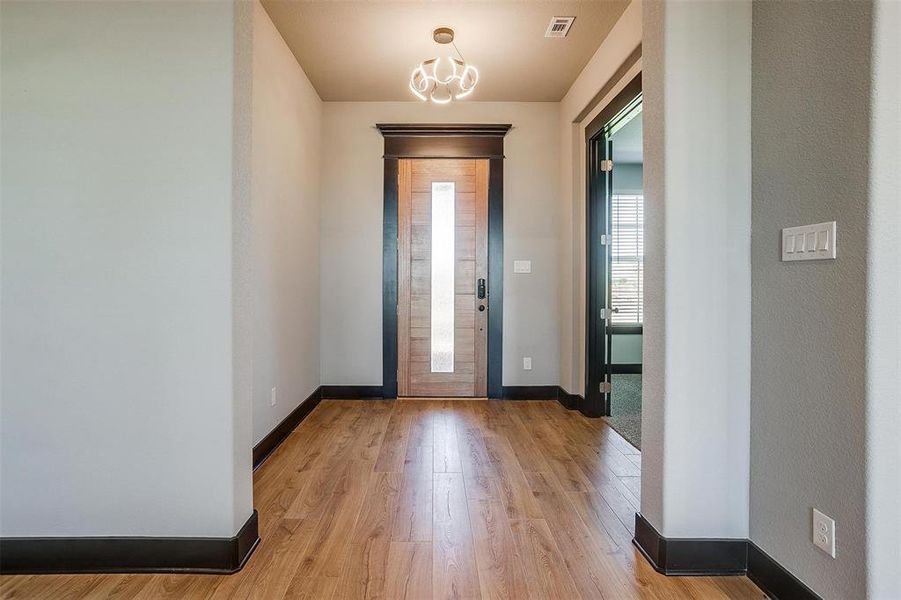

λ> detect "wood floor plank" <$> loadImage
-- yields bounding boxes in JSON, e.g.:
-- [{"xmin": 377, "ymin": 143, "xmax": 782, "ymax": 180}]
[
  {"xmin": 403, "ymin": 416, "xmax": 435, "ymax": 481},
  {"xmin": 283, "ymin": 575, "xmax": 338, "ymax": 599},
  {"xmin": 492, "ymin": 404, "xmax": 550, "ymax": 473},
  {"xmin": 290, "ymin": 459, "xmax": 371, "ymax": 581},
  {"xmin": 567, "ymin": 489, "xmax": 634, "ymax": 549},
  {"xmin": 602, "ymin": 424, "xmax": 641, "ymax": 456},
  {"xmin": 434, "ymin": 403, "xmax": 463, "ymax": 473},
  {"xmin": 374, "ymin": 412, "xmax": 412, "ymax": 472},
  {"xmin": 75, "ymin": 574, "xmax": 154, "ymax": 600},
  {"xmin": 597, "ymin": 444, "xmax": 642, "ymax": 478},
  {"xmin": 283, "ymin": 468, "xmax": 339, "ymax": 521},
  {"xmin": 384, "ymin": 541, "xmax": 433, "ymax": 599},
  {"xmin": 567, "ymin": 442, "xmax": 642, "ymax": 527},
  {"xmin": 625, "ymin": 452, "xmax": 643, "ymax": 468},
  {"xmin": 357, "ymin": 401, "xmax": 395, "ymax": 463},
  {"xmin": 433, "ymin": 472, "xmax": 480, "ymax": 600},
  {"xmin": 392, "ymin": 470, "xmax": 434, "ymax": 542},
  {"xmin": 483, "ymin": 435, "xmax": 544, "ymax": 520},
  {"xmin": 674, "ymin": 573, "xmax": 766, "ymax": 599},
  {"xmin": 523, "ymin": 417, "xmax": 594, "ymax": 492},
  {"xmin": 621, "ymin": 475, "xmax": 641, "ymax": 499},
  {"xmin": 463, "ymin": 474, "xmax": 499, "ymax": 501},
  {"xmin": 457, "ymin": 422, "xmax": 495, "ymax": 480},
  {"xmin": 132, "ymin": 574, "xmax": 221, "ymax": 600},
  {"xmin": 707, "ymin": 576, "xmax": 768, "ymax": 599},
  {"xmin": 256, "ymin": 469, "xmax": 321, "ymax": 535},
  {"xmin": 508, "ymin": 519, "xmax": 582, "ymax": 600},
  {"xmin": 480, "ymin": 400, "xmax": 514, "ymax": 436},
  {"xmin": 334, "ymin": 472, "xmax": 403, "ymax": 599},
  {"xmin": 0, "ymin": 574, "xmax": 34, "ymax": 598},
  {"xmin": 466, "ymin": 499, "xmax": 529, "ymax": 600},
  {"xmin": 7, "ymin": 575, "xmax": 101, "ymax": 600}
]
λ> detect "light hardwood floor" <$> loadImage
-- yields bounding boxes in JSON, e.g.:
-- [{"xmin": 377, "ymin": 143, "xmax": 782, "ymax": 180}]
[{"xmin": 1, "ymin": 399, "xmax": 765, "ymax": 599}]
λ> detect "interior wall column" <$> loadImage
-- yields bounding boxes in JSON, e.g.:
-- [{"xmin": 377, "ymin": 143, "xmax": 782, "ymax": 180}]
[{"xmin": 640, "ymin": 0, "xmax": 752, "ymax": 539}]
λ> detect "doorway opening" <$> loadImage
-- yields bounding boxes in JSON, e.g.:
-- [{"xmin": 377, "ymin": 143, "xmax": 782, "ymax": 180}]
[
  {"xmin": 585, "ymin": 75, "xmax": 644, "ymax": 449},
  {"xmin": 378, "ymin": 124, "xmax": 509, "ymax": 399}
]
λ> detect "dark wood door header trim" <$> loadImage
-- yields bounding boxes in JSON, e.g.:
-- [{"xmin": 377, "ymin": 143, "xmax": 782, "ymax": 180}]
[
  {"xmin": 376, "ymin": 123, "xmax": 511, "ymax": 137},
  {"xmin": 376, "ymin": 123, "xmax": 511, "ymax": 159}
]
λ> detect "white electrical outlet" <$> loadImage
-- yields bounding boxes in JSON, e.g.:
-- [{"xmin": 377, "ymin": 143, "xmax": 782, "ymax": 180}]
[
  {"xmin": 812, "ymin": 508, "xmax": 836, "ymax": 558},
  {"xmin": 270, "ymin": 387, "xmax": 277, "ymax": 407},
  {"xmin": 523, "ymin": 357, "xmax": 532, "ymax": 370}
]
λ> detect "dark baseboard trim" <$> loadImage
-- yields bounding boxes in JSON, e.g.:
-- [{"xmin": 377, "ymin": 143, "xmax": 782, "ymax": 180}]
[
  {"xmin": 500, "ymin": 385, "xmax": 560, "ymax": 400},
  {"xmin": 633, "ymin": 513, "xmax": 748, "ymax": 576},
  {"xmin": 0, "ymin": 510, "xmax": 259, "ymax": 575},
  {"xmin": 611, "ymin": 363, "xmax": 642, "ymax": 374},
  {"xmin": 556, "ymin": 388, "xmax": 584, "ymax": 411},
  {"xmin": 747, "ymin": 542, "xmax": 821, "ymax": 600},
  {"xmin": 320, "ymin": 385, "xmax": 385, "ymax": 399},
  {"xmin": 499, "ymin": 386, "xmax": 584, "ymax": 412},
  {"xmin": 633, "ymin": 514, "xmax": 821, "ymax": 599},
  {"xmin": 253, "ymin": 387, "xmax": 322, "ymax": 470}
]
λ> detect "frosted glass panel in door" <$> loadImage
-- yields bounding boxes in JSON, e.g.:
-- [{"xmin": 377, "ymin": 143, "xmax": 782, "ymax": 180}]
[{"xmin": 430, "ymin": 182, "xmax": 455, "ymax": 372}]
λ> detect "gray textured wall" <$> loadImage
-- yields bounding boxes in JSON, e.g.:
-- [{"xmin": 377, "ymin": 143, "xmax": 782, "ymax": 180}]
[
  {"xmin": 639, "ymin": 0, "xmax": 666, "ymax": 531},
  {"xmin": 751, "ymin": 2, "xmax": 872, "ymax": 598}
]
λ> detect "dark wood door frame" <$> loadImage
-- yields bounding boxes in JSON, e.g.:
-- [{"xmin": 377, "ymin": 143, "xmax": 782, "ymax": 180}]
[
  {"xmin": 378, "ymin": 123, "xmax": 510, "ymax": 399},
  {"xmin": 584, "ymin": 74, "xmax": 642, "ymax": 417}
]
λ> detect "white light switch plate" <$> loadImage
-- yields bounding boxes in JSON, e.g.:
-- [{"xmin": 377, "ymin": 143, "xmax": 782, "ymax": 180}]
[
  {"xmin": 513, "ymin": 260, "xmax": 531, "ymax": 273},
  {"xmin": 782, "ymin": 221, "xmax": 836, "ymax": 261}
]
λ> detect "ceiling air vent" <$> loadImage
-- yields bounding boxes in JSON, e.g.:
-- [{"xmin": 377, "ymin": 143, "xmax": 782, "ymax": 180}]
[{"xmin": 545, "ymin": 16, "xmax": 575, "ymax": 38}]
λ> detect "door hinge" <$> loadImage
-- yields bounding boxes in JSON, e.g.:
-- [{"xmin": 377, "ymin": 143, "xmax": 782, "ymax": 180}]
[
  {"xmin": 600, "ymin": 307, "xmax": 619, "ymax": 320},
  {"xmin": 600, "ymin": 381, "xmax": 612, "ymax": 394},
  {"xmin": 600, "ymin": 159, "xmax": 613, "ymax": 172},
  {"xmin": 600, "ymin": 234, "xmax": 608, "ymax": 245}
]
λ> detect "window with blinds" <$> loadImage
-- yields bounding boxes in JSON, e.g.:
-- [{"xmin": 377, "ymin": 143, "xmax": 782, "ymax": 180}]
[{"xmin": 610, "ymin": 194, "xmax": 644, "ymax": 324}]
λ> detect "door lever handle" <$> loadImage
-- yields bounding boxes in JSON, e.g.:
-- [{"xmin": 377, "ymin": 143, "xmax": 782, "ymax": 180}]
[{"xmin": 477, "ymin": 278, "xmax": 486, "ymax": 299}]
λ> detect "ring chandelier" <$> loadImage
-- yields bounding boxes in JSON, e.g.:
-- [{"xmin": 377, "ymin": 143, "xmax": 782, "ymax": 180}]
[{"xmin": 409, "ymin": 27, "xmax": 479, "ymax": 104}]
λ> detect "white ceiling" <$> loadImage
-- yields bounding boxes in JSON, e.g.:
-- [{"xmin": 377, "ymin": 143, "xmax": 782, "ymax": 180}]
[{"xmin": 261, "ymin": 1, "xmax": 630, "ymax": 102}]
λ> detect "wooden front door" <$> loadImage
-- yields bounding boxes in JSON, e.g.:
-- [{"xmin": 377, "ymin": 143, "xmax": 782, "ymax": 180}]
[{"xmin": 397, "ymin": 158, "xmax": 489, "ymax": 397}]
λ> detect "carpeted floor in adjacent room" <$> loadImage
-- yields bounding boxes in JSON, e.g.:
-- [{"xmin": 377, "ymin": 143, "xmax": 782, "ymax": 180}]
[{"xmin": 604, "ymin": 373, "xmax": 642, "ymax": 450}]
